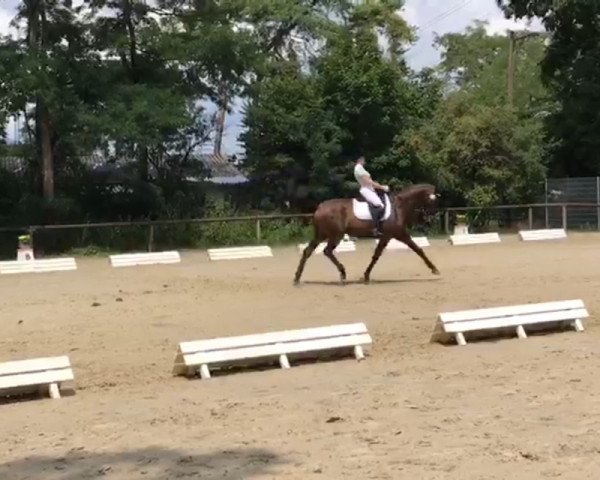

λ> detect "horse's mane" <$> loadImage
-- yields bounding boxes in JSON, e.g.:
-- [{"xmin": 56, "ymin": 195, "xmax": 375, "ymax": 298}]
[{"xmin": 394, "ymin": 183, "xmax": 435, "ymax": 200}]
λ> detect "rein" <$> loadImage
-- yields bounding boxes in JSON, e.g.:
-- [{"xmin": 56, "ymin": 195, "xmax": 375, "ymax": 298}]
[{"xmin": 386, "ymin": 189, "xmax": 435, "ymax": 226}]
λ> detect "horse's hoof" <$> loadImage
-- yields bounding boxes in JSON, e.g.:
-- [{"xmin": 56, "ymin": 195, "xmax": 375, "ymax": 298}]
[
  {"xmin": 432, "ymin": 269, "xmax": 441, "ymax": 276},
  {"xmin": 363, "ymin": 276, "xmax": 370, "ymax": 284}
]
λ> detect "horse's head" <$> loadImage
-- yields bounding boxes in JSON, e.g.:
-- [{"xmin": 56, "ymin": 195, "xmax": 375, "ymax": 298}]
[{"xmin": 393, "ymin": 184, "xmax": 440, "ymax": 226}]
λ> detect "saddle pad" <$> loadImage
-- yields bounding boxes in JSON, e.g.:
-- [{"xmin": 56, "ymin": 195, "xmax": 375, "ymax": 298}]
[{"xmin": 352, "ymin": 194, "xmax": 392, "ymax": 221}]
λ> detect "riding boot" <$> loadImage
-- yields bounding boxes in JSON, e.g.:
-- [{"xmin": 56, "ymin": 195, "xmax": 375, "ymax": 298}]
[{"xmin": 371, "ymin": 206, "xmax": 384, "ymax": 237}]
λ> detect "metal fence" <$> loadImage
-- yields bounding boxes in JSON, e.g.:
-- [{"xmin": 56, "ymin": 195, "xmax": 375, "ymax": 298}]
[
  {"xmin": 0, "ymin": 214, "xmax": 315, "ymax": 259},
  {"xmin": 0, "ymin": 202, "xmax": 599, "ymax": 259},
  {"xmin": 546, "ymin": 177, "xmax": 600, "ymax": 230}
]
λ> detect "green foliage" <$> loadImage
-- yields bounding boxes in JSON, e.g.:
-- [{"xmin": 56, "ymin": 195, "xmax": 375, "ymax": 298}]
[
  {"xmin": 410, "ymin": 95, "xmax": 546, "ymax": 207},
  {"xmin": 200, "ymin": 197, "xmax": 312, "ymax": 246},
  {"xmin": 348, "ymin": 0, "xmax": 413, "ymax": 59},
  {"xmin": 390, "ymin": 21, "xmax": 550, "ymax": 210},
  {"xmin": 242, "ymin": 5, "xmax": 430, "ymax": 209},
  {"xmin": 35, "ymin": 196, "xmax": 311, "ymax": 256},
  {"xmin": 436, "ymin": 20, "xmax": 550, "ymax": 115},
  {"xmin": 200, "ymin": 197, "xmax": 256, "ymax": 245},
  {"xmin": 317, "ymin": 27, "xmax": 414, "ymax": 158},
  {"xmin": 499, "ymin": 0, "xmax": 600, "ymax": 176},
  {"xmin": 0, "ymin": 0, "xmax": 268, "ymax": 224},
  {"xmin": 242, "ymin": 63, "xmax": 344, "ymax": 209},
  {"xmin": 4, "ymin": 0, "xmax": 590, "ymax": 255}
]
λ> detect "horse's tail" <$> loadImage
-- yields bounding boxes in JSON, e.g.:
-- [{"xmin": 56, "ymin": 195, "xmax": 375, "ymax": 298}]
[
  {"xmin": 310, "ymin": 209, "xmax": 323, "ymax": 241},
  {"xmin": 310, "ymin": 202, "xmax": 329, "ymax": 241}
]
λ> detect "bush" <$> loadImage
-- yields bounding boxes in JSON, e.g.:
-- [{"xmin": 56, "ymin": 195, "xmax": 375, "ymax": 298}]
[
  {"xmin": 35, "ymin": 197, "xmax": 316, "ymax": 255},
  {"xmin": 199, "ymin": 198, "xmax": 257, "ymax": 246},
  {"xmin": 260, "ymin": 218, "xmax": 313, "ymax": 244},
  {"xmin": 198, "ymin": 198, "xmax": 313, "ymax": 247}
]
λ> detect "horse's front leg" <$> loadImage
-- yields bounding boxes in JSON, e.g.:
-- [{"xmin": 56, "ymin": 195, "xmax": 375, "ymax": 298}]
[
  {"xmin": 323, "ymin": 238, "xmax": 347, "ymax": 284},
  {"xmin": 363, "ymin": 237, "xmax": 390, "ymax": 283},
  {"xmin": 396, "ymin": 232, "xmax": 440, "ymax": 275},
  {"xmin": 294, "ymin": 238, "xmax": 320, "ymax": 285}
]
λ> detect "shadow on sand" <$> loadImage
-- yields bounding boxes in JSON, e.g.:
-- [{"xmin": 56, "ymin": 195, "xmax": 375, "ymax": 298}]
[
  {"xmin": 0, "ymin": 446, "xmax": 286, "ymax": 480},
  {"xmin": 299, "ymin": 277, "xmax": 442, "ymax": 287},
  {"xmin": 0, "ymin": 388, "xmax": 77, "ymax": 406}
]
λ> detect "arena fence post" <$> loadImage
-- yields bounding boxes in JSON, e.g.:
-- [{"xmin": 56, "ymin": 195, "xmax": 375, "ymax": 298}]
[
  {"xmin": 544, "ymin": 179, "xmax": 549, "ymax": 228},
  {"xmin": 255, "ymin": 218, "xmax": 261, "ymax": 242},
  {"xmin": 444, "ymin": 210, "xmax": 449, "ymax": 235},
  {"xmin": 28, "ymin": 227, "xmax": 36, "ymax": 257},
  {"xmin": 147, "ymin": 224, "xmax": 154, "ymax": 252},
  {"xmin": 596, "ymin": 176, "xmax": 600, "ymax": 231}
]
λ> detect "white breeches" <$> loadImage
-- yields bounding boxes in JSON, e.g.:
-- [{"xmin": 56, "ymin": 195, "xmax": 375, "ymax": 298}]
[{"xmin": 359, "ymin": 187, "xmax": 384, "ymax": 208}]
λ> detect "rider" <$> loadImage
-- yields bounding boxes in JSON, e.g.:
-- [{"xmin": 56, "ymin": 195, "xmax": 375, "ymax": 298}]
[{"xmin": 353, "ymin": 156, "xmax": 389, "ymax": 237}]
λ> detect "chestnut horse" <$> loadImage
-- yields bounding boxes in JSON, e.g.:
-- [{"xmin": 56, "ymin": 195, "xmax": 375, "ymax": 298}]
[{"xmin": 293, "ymin": 183, "xmax": 441, "ymax": 284}]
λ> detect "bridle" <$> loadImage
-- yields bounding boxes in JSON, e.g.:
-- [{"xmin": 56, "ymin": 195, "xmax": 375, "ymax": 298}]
[{"xmin": 389, "ymin": 189, "xmax": 439, "ymax": 226}]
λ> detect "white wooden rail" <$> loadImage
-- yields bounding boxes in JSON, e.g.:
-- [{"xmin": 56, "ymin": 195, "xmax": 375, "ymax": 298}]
[
  {"xmin": 449, "ymin": 233, "xmax": 501, "ymax": 246},
  {"xmin": 207, "ymin": 246, "xmax": 273, "ymax": 261},
  {"xmin": 297, "ymin": 239, "xmax": 356, "ymax": 254},
  {"xmin": 109, "ymin": 251, "xmax": 181, "ymax": 267},
  {"xmin": 519, "ymin": 229, "xmax": 567, "ymax": 242},
  {"xmin": 0, "ymin": 258, "xmax": 77, "ymax": 275},
  {"xmin": 173, "ymin": 322, "xmax": 372, "ymax": 379},
  {"xmin": 431, "ymin": 299, "xmax": 588, "ymax": 346},
  {"xmin": 0, "ymin": 355, "xmax": 74, "ymax": 400}
]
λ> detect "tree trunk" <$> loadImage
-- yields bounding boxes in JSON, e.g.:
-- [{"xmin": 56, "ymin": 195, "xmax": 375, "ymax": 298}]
[
  {"xmin": 38, "ymin": 99, "xmax": 54, "ymax": 199},
  {"xmin": 120, "ymin": 0, "xmax": 146, "ymax": 178},
  {"xmin": 213, "ymin": 81, "xmax": 228, "ymax": 156},
  {"xmin": 122, "ymin": 0, "xmax": 138, "ymax": 81},
  {"xmin": 138, "ymin": 145, "xmax": 149, "ymax": 181},
  {"xmin": 28, "ymin": 0, "xmax": 55, "ymax": 200}
]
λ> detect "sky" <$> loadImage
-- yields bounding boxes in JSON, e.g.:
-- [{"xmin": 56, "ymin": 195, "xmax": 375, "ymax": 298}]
[{"xmin": 0, "ymin": 0, "xmax": 542, "ymax": 154}]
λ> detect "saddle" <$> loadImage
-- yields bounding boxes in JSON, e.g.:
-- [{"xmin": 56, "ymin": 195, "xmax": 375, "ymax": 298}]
[{"xmin": 352, "ymin": 190, "xmax": 392, "ymax": 222}]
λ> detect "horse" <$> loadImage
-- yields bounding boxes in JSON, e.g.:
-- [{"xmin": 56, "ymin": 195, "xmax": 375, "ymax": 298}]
[{"xmin": 293, "ymin": 183, "xmax": 441, "ymax": 285}]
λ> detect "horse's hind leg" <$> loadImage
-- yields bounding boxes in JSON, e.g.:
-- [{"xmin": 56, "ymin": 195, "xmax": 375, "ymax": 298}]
[
  {"xmin": 323, "ymin": 238, "xmax": 347, "ymax": 284},
  {"xmin": 294, "ymin": 238, "xmax": 321, "ymax": 285}
]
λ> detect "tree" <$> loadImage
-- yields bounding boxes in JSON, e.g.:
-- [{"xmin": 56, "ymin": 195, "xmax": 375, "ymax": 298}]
[
  {"xmin": 0, "ymin": 0, "xmax": 270, "ymax": 221},
  {"xmin": 409, "ymin": 94, "xmax": 546, "ymax": 209},
  {"xmin": 316, "ymin": 26, "xmax": 433, "ymax": 190},
  {"xmin": 396, "ymin": 20, "xmax": 549, "ymax": 210},
  {"xmin": 347, "ymin": 0, "xmax": 413, "ymax": 60},
  {"xmin": 241, "ymin": 0, "xmax": 434, "ymax": 209},
  {"xmin": 89, "ymin": 0, "xmax": 197, "ymax": 181},
  {"xmin": 435, "ymin": 20, "xmax": 549, "ymax": 116},
  {"xmin": 0, "ymin": 0, "xmax": 95, "ymax": 200},
  {"xmin": 241, "ymin": 63, "xmax": 343, "ymax": 209},
  {"xmin": 498, "ymin": 0, "xmax": 600, "ymax": 176},
  {"xmin": 239, "ymin": 0, "xmax": 350, "ymax": 210}
]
